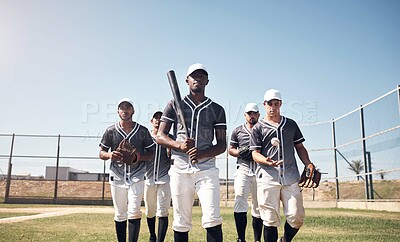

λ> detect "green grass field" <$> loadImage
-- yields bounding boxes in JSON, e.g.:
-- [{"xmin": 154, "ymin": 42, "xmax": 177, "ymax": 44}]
[{"xmin": 0, "ymin": 205, "xmax": 399, "ymax": 242}]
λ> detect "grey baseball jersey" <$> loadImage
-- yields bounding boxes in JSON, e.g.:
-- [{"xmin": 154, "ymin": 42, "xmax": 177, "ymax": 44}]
[
  {"xmin": 249, "ymin": 116, "xmax": 305, "ymax": 185},
  {"xmin": 100, "ymin": 122, "xmax": 155, "ymax": 186},
  {"xmin": 161, "ymin": 96, "xmax": 227, "ymax": 172},
  {"xmin": 230, "ymin": 124, "xmax": 258, "ymax": 174},
  {"xmin": 145, "ymin": 133, "xmax": 173, "ymax": 184}
]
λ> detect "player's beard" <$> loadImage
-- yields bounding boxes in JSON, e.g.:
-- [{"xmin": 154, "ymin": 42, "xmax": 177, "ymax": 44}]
[
  {"xmin": 191, "ymin": 85, "xmax": 204, "ymax": 93},
  {"xmin": 119, "ymin": 113, "xmax": 133, "ymax": 122},
  {"xmin": 249, "ymin": 119, "xmax": 257, "ymax": 125}
]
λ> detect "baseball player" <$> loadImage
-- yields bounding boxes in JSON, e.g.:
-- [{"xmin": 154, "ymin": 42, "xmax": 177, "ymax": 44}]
[
  {"xmin": 144, "ymin": 111, "xmax": 173, "ymax": 242},
  {"xmin": 156, "ymin": 63, "xmax": 227, "ymax": 242},
  {"xmin": 99, "ymin": 98, "xmax": 155, "ymax": 242},
  {"xmin": 249, "ymin": 89, "xmax": 316, "ymax": 242},
  {"xmin": 229, "ymin": 103, "xmax": 263, "ymax": 242}
]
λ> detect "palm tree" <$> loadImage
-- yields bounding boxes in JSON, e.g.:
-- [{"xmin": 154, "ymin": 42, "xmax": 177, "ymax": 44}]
[{"xmin": 348, "ymin": 159, "xmax": 364, "ymax": 181}]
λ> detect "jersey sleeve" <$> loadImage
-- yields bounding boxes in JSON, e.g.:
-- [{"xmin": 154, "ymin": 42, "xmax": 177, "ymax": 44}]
[
  {"xmin": 214, "ymin": 104, "xmax": 227, "ymax": 130},
  {"xmin": 99, "ymin": 127, "xmax": 112, "ymax": 151},
  {"xmin": 230, "ymin": 127, "xmax": 239, "ymax": 148},
  {"xmin": 249, "ymin": 123, "xmax": 262, "ymax": 151},
  {"xmin": 142, "ymin": 127, "xmax": 156, "ymax": 152},
  {"xmin": 293, "ymin": 121, "xmax": 305, "ymax": 144},
  {"xmin": 160, "ymin": 100, "xmax": 177, "ymax": 124}
]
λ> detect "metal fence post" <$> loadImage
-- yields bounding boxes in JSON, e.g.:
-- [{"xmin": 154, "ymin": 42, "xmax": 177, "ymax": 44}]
[
  {"xmin": 53, "ymin": 135, "xmax": 61, "ymax": 202},
  {"xmin": 5, "ymin": 133, "xmax": 15, "ymax": 203},
  {"xmin": 331, "ymin": 120, "xmax": 339, "ymax": 201},
  {"xmin": 366, "ymin": 151, "xmax": 374, "ymax": 199},
  {"xmin": 102, "ymin": 159, "xmax": 106, "ymax": 201},
  {"xmin": 359, "ymin": 105, "xmax": 370, "ymax": 200},
  {"xmin": 397, "ymin": 85, "xmax": 400, "ymax": 118},
  {"xmin": 225, "ymin": 135, "xmax": 229, "ymax": 207}
]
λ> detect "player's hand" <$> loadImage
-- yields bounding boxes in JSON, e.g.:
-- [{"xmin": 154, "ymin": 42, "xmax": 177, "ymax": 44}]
[
  {"xmin": 306, "ymin": 163, "xmax": 315, "ymax": 179},
  {"xmin": 179, "ymin": 138, "xmax": 195, "ymax": 152},
  {"xmin": 265, "ymin": 157, "xmax": 283, "ymax": 167},
  {"xmin": 110, "ymin": 151, "xmax": 123, "ymax": 162},
  {"xmin": 187, "ymin": 146, "xmax": 198, "ymax": 161}
]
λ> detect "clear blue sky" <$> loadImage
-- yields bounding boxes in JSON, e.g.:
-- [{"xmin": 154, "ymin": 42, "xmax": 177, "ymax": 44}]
[{"xmin": 0, "ymin": 0, "xmax": 399, "ymax": 177}]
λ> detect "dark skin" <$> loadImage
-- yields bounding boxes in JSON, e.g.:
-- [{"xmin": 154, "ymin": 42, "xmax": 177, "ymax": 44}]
[
  {"xmin": 99, "ymin": 102, "xmax": 154, "ymax": 163},
  {"xmin": 156, "ymin": 70, "xmax": 227, "ymax": 162}
]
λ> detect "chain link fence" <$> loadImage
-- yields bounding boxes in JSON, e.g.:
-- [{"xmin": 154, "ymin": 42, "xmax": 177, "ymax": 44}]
[{"xmin": 1, "ymin": 86, "xmax": 399, "ymax": 208}]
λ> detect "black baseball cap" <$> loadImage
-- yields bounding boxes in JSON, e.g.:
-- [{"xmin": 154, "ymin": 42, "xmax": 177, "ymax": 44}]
[{"xmin": 152, "ymin": 111, "xmax": 163, "ymax": 118}]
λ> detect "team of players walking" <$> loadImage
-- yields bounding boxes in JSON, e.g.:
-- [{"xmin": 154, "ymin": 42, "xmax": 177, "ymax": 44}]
[{"xmin": 99, "ymin": 63, "xmax": 316, "ymax": 242}]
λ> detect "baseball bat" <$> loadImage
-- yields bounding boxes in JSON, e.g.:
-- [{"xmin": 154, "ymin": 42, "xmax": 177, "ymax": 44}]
[{"xmin": 167, "ymin": 70, "xmax": 197, "ymax": 163}]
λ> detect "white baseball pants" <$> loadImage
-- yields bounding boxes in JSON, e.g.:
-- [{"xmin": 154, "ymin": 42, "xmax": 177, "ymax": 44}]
[
  {"xmin": 169, "ymin": 168, "xmax": 223, "ymax": 232},
  {"xmin": 234, "ymin": 168, "xmax": 260, "ymax": 218},
  {"xmin": 110, "ymin": 181, "xmax": 144, "ymax": 221},
  {"xmin": 144, "ymin": 182, "xmax": 171, "ymax": 218},
  {"xmin": 257, "ymin": 177, "xmax": 304, "ymax": 229}
]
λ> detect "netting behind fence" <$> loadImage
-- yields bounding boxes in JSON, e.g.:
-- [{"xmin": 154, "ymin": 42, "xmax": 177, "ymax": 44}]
[{"xmin": 1, "ymin": 86, "xmax": 399, "ymax": 204}]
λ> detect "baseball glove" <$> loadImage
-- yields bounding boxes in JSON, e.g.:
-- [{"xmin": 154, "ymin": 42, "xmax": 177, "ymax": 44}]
[
  {"xmin": 298, "ymin": 163, "xmax": 321, "ymax": 188},
  {"xmin": 238, "ymin": 146, "xmax": 253, "ymax": 161},
  {"xmin": 116, "ymin": 139, "xmax": 140, "ymax": 165}
]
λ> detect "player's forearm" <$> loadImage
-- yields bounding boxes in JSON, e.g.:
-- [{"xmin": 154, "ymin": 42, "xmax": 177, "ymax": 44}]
[
  {"xmin": 199, "ymin": 142, "xmax": 227, "ymax": 159},
  {"xmin": 140, "ymin": 149, "xmax": 155, "ymax": 161},
  {"xmin": 156, "ymin": 133, "xmax": 181, "ymax": 150},
  {"xmin": 228, "ymin": 147, "xmax": 239, "ymax": 157},
  {"xmin": 295, "ymin": 144, "xmax": 312, "ymax": 166},
  {"xmin": 99, "ymin": 150, "xmax": 111, "ymax": 160},
  {"xmin": 252, "ymin": 151, "xmax": 268, "ymax": 165}
]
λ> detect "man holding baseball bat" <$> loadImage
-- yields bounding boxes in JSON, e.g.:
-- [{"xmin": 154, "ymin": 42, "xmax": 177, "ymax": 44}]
[
  {"xmin": 229, "ymin": 103, "xmax": 263, "ymax": 242},
  {"xmin": 249, "ymin": 89, "xmax": 316, "ymax": 242},
  {"xmin": 156, "ymin": 63, "xmax": 227, "ymax": 242},
  {"xmin": 99, "ymin": 98, "xmax": 155, "ymax": 242}
]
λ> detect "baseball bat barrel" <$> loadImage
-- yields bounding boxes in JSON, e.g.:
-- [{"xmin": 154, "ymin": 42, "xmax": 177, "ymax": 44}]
[
  {"xmin": 167, "ymin": 70, "xmax": 197, "ymax": 164},
  {"xmin": 167, "ymin": 70, "xmax": 189, "ymax": 135}
]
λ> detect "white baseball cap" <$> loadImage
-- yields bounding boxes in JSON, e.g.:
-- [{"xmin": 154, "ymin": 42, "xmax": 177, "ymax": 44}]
[
  {"xmin": 117, "ymin": 98, "xmax": 134, "ymax": 108},
  {"xmin": 264, "ymin": 89, "xmax": 282, "ymax": 102},
  {"xmin": 244, "ymin": 103, "xmax": 259, "ymax": 113},
  {"xmin": 186, "ymin": 63, "xmax": 208, "ymax": 77}
]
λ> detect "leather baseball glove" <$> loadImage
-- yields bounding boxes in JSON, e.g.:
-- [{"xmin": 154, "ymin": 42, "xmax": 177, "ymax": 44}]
[
  {"xmin": 298, "ymin": 163, "xmax": 321, "ymax": 188},
  {"xmin": 116, "ymin": 139, "xmax": 140, "ymax": 165},
  {"xmin": 238, "ymin": 146, "xmax": 253, "ymax": 161}
]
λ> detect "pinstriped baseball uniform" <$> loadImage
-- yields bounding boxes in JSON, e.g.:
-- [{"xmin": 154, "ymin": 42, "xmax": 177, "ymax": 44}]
[
  {"xmin": 249, "ymin": 116, "xmax": 305, "ymax": 228},
  {"xmin": 145, "ymin": 133, "xmax": 173, "ymax": 185},
  {"xmin": 160, "ymin": 95, "xmax": 226, "ymax": 232},
  {"xmin": 250, "ymin": 116, "xmax": 304, "ymax": 185},
  {"xmin": 144, "ymin": 134, "xmax": 173, "ymax": 218},
  {"xmin": 230, "ymin": 124, "xmax": 258, "ymax": 174},
  {"xmin": 100, "ymin": 122, "xmax": 155, "ymax": 222},
  {"xmin": 230, "ymin": 124, "xmax": 260, "ymax": 217},
  {"xmin": 161, "ymin": 95, "xmax": 226, "ymax": 172},
  {"xmin": 100, "ymin": 122, "xmax": 155, "ymax": 186}
]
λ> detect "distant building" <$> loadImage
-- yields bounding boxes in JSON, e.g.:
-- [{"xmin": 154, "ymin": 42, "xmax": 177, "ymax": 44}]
[{"xmin": 45, "ymin": 166, "xmax": 108, "ymax": 181}]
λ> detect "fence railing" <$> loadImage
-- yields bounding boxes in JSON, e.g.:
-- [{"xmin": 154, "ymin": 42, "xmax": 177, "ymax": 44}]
[
  {"xmin": 1, "ymin": 85, "xmax": 399, "ymax": 205},
  {"xmin": 300, "ymin": 85, "xmax": 400, "ymax": 201}
]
